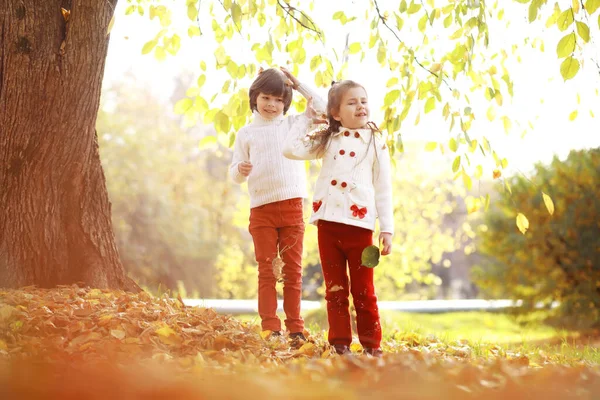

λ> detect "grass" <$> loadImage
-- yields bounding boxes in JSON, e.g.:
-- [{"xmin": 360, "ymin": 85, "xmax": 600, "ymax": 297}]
[{"xmin": 234, "ymin": 309, "xmax": 600, "ymax": 365}]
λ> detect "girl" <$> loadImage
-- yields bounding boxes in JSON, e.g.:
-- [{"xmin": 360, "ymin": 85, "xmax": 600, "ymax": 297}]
[
  {"xmin": 282, "ymin": 80, "xmax": 394, "ymax": 357},
  {"xmin": 229, "ymin": 67, "xmax": 326, "ymax": 343}
]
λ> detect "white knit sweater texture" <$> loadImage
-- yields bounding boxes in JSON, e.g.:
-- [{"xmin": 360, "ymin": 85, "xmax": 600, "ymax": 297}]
[{"xmin": 229, "ymin": 83, "xmax": 326, "ymax": 208}]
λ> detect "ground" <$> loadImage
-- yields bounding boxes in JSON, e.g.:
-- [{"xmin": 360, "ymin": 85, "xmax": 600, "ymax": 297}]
[{"xmin": 1, "ymin": 287, "xmax": 599, "ymax": 399}]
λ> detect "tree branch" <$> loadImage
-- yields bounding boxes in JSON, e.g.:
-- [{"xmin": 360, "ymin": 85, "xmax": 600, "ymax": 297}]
[
  {"xmin": 372, "ymin": 0, "xmax": 453, "ymax": 90},
  {"xmin": 276, "ymin": 0, "xmax": 323, "ymax": 40}
]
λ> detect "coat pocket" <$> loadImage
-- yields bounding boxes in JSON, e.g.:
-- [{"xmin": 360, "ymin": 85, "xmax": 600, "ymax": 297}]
[{"xmin": 347, "ymin": 185, "xmax": 374, "ymax": 222}]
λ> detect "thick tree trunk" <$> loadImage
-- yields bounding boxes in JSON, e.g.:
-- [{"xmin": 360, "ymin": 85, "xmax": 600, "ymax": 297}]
[{"xmin": 0, "ymin": 0, "xmax": 140, "ymax": 291}]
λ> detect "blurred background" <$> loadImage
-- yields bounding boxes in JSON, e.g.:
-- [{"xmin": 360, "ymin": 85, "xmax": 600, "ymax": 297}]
[{"xmin": 98, "ymin": 0, "xmax": 600, "ymax": 330}]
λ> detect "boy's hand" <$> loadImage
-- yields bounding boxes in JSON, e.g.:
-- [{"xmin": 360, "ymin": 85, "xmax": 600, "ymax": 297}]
[
  {"xmin": 238, "ymin": 161, "xmax": 253, "ymax": 176},
  {"xmin": 280, "ymin": 67, "xmax": 300, "ymax": 90},
  {"xmin": 379, "ymin": 232, "xmax": 393, "ymax": 256},
  {"xmin": 306, "ymin": 97, "xmax": 328, "ymax": 125}
]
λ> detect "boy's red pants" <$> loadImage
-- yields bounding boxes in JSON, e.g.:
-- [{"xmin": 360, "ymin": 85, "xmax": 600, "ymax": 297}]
[
  {"xmin": 317, "ymin": 220, "xmax": 382, "ymax": 349},
  {"xmin": 249, "ymin": 198, "xmax": 305, "ymax": 333}
]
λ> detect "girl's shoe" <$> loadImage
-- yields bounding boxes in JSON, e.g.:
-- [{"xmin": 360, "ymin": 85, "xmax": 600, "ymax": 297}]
[
  {"xmin": 333, "ymin": 344, "xmax": 351, "ymax": 355},
  {"xmin": 289, "ymin": 332, "xmax": 307, "ymax": 341},
  {"xmin": 363, "ymin": 347, "xmax": 383, "ymax": 357}
]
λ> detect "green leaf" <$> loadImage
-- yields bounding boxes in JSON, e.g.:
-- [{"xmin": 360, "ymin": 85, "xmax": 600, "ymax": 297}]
[
  {"xmin": 528, "ymin": 0, "xmax": 540, "ymax": 22},
  {"xmin": 449, "ymin": 137, "xmax": 458, "ymax": 152},
  {"xmin": 587, "ymin": 0, "xmax": 600, "ymax": 14},
  {"xmin": 231, "ymin": 3, "xmax": 242, "ymax": 27},
  {"xmin": 174, "ymin": 98, "xmax": 193, "ymax": 114},
  {"xmin": 424, "ymin": 97, "xmax": 436, "ymax": 113},
  {"xmin": 542, "ymin": 192, "xmax": 555, "ymax": 215},
  {"xmin": 188, "ymin": 26, "xmax": 201, "ymax": 37},
  {"xmin": 556, "ymin": 33, "xmax": 576, "ymax": 58},
  {"xmin": 516, "ymin": 212, "xmax": 529, "ymax": 234},
  {"xmin": 462, "ymin": 171, "xmax": 473, "ymax": 191},
  {"xmin": 197, "ymin": 74, "xmax": 206, "ymax": 87},
  {"xmin": 576, "ymin": 21, "xmax": 590, "ymax": 43},
  {"xmin": 384, "ymin": 90, "xmax": 401, "ymax": 106},
  {"xmin": 142, "ymin": 39, "xmax": 158, "ymax": 55},
  {"xmin": 348, "ymin": 42, "xmax": 362, "ymax": 54},
  {"xmin": 424, "ymin": 142, "xmax": 438, "ymax": 151},
  {"xmin": 214, "ymin": 111, "xmax": 231, "ymax": 133},
  {"xmin": 418, "ymin": 14, "xmax": 427, "ymax": 32},
  {"xmin": 361, "ymin": 245, "xmax": 380, "ymax": 268},
  {"xmin": 187, "ymin": 3, "xmax": 198, "ymax": 20},
  {"xmin": 407, "ymin": 2, "xmax": 422, "ymax": 14},
  {"xmin": 557, "ymin": 10, "xmax": 574, "ymax": 31},
  {"xmin": 560, "ymin": 57, "xmax": 580, "ymax": 80},
  {"xmin": 452, "ymin": 156, "xmax": 461, "ymax": 173}
]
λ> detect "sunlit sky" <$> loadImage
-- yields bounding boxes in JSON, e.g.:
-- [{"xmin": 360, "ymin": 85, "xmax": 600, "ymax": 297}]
[{"xmin": 102, "ymin": 0, "xmax": 600, "ymax": 176}]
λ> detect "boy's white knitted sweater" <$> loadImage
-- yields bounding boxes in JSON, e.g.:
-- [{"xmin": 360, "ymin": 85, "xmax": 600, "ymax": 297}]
[{"xmin": 229, "ymin": 84, "xmax": 325, "ymax": 208}]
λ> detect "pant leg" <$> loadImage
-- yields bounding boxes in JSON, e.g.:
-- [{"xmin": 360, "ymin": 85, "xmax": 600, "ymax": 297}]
[
  {"xmin": 249, "ymin": 204, "xmax": 281, "ymax": 332},
  {"xmin": 318, "ymin": 220, "xmax": 352, "ymax": 347},
  {"xmin": 278, "ymin": 199, "xmax": 306, "ymax": 333},
  {"xmin": 345, "ymin": 227, "xmax": 381, "ymax": 349}
]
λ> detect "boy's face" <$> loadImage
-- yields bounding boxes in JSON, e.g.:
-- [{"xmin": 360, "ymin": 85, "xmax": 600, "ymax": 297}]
[
  {"xmin": 332, "ymin": 86, "xmax": 369, "ymax": 129},
  {"xmin": 256, "ymin": 92, "xmax": 285, "ymax": 120}
]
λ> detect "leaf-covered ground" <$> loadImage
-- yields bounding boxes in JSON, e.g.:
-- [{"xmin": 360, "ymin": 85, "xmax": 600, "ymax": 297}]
[{"xmin": 1, "ymin": 287, "xmax": 599, "ymax": 399}]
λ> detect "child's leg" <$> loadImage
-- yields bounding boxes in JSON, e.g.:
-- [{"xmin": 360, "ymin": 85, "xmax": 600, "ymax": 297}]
[
  {"xmin": 317, "ymin": 220, "xmax": 352, "ymax": 347},
  {"xmin": 249, "ymin": 204, "xmax": 281, "ymax": 332},
  {"xmin": 279, "ymin": 223, "xmax": 305, "ymax": 333},
  {"xmin": 277, "ymin": 198, "xmax": 305, "ymax": 333},
  {"xmin": 346, "ymin": 228, "xmax": 381, "ymax": 350}
]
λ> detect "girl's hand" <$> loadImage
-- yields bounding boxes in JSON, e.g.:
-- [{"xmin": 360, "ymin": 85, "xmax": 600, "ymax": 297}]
[
  {"xmin": 306, "ymin": 97, "xmax": 328, "ymax": 125},
  {"xmin": 379, "ymin": 232, "xmax": 393, "ymax": 256},
  {"xmin": 280, "ymin": 67, "xmax": 300, "ymax": 89}
]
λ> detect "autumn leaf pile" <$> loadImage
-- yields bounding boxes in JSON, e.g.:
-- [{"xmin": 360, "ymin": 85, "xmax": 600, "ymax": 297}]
[{"xmin": 1, "ymin": 287, "xmax": 599, "ymax": 399}]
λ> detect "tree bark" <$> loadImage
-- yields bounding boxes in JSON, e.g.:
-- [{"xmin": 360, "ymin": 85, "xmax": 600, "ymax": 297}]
[{"xmin": 0, "ymin": 0, "xmax": 140, "ymax": 291}]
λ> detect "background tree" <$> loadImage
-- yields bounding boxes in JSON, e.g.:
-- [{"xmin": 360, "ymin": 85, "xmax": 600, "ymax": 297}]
[
  {"xmin": 472, "ymin": 148, "xmax": 600, "ymax": 328},
  {"xmin": 0, "ymin": 0, "xmax": 138, "ymax": 291}
]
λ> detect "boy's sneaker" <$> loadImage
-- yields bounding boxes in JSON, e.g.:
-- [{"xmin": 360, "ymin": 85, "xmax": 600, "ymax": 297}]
[
  {"xmin": 289, "ymin": 332, "xmax": 306, "ymax": 341},
  {"xmin": 363, "ymin": 347, "xmax": 383, "ymax": 358},
  {"xmin": 270, "ymin": 331, "xmax": 282, "ymax": 338},
  {"xmin": 333, "ymin": 344, "xmax": 351, "ymax": 355},
  {"xmin": 289, "ymin": 332, "xmax": 306, "ymax": 348}
]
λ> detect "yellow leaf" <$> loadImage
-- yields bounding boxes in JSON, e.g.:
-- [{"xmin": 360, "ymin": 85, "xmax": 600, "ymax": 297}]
[
  {"xmin": 297, "ymin": 342, "xmax": 317, "ymax": 356},
  {"xmin": 110, "ymin": 329, "xmax": 126, "ymax": 340},
  {"xmin": 260, "ymin": 330, "xmax": 272, "ymax": 340},
  {"xmin": 516, "ymin": 213, "xmax": 530, "ymax": 234},
  {"xmin": 493, "ymin": 169, "xmax": 501, "ymax": 179},
  {"xmin": 569, "ymin": 110, "xmax": 578, "ymax": 121},
  {"xmin": 486, "ymin": 106, "xmax": 496, "ymax": 121},
  {"xmin": 350, "ymin": 343, "xmax": 363, "ymax": 353},
  {"xmin": 542, "ymin": 192, "xmax": 555, "ymax": 215},
  {"xmin": 107, "ymin": 15, "xmax": 115, "ymax": 35},
  {"xmin": 424, "ymin": 141, "xmax": 438, "ymax": 151}
]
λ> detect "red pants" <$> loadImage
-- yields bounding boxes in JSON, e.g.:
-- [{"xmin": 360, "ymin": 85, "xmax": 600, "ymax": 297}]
[
  {"xmin": 317, "ymin": 220, "xmax": 381, "ymax": 349},
  {"xmin": 249, "ymin": 198, "xmax": 305, "ymax": 333}
]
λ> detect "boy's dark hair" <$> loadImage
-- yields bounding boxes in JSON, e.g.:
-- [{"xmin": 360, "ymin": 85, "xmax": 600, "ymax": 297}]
[{"xmin": 248, "ymin": 68, "xmax": 293, "ymax": 114}]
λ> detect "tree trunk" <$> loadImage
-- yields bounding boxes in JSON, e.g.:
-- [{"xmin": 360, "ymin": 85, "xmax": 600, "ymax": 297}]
[{"xmin": 0, "ymin": 0, "xmax": 140, "ymax": 291}]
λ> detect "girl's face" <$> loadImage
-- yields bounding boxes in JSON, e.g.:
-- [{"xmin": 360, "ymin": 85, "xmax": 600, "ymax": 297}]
[
  {"xmin": 332, "ymin": 86, "xmax": 369, "ymax": 129},
  {"xmin": 256, "ymin": 92, "xmax": 285, "ymax": 120}
]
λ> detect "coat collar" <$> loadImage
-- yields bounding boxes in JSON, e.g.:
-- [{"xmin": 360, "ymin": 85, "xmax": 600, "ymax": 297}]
[{"xmin": 332, "ymin": 127, "xmax": 372, "ymax": 143}]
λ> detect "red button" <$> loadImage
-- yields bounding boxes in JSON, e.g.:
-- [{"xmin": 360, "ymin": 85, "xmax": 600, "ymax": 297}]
[
  {"xmin": 350, "ymin": 151, "xmax": 356, "ymax": 157},
  {"xmin": 341, "ymin": 182, "xmax": 347, "ymax": 188},
  {"xmin": 354, "ymin": 132, "xmax": 360, "ymax": 138},
  {"xmin": 339, "ymin": 149, "xmax": 345, "ymax": 155},
  {"xmin": 344, "ymin": 131, "xmax": 350, "ymax": 137},
  {"xmin": 331, "ymin": 180, "xmax": 337, "ymax": 186}
]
